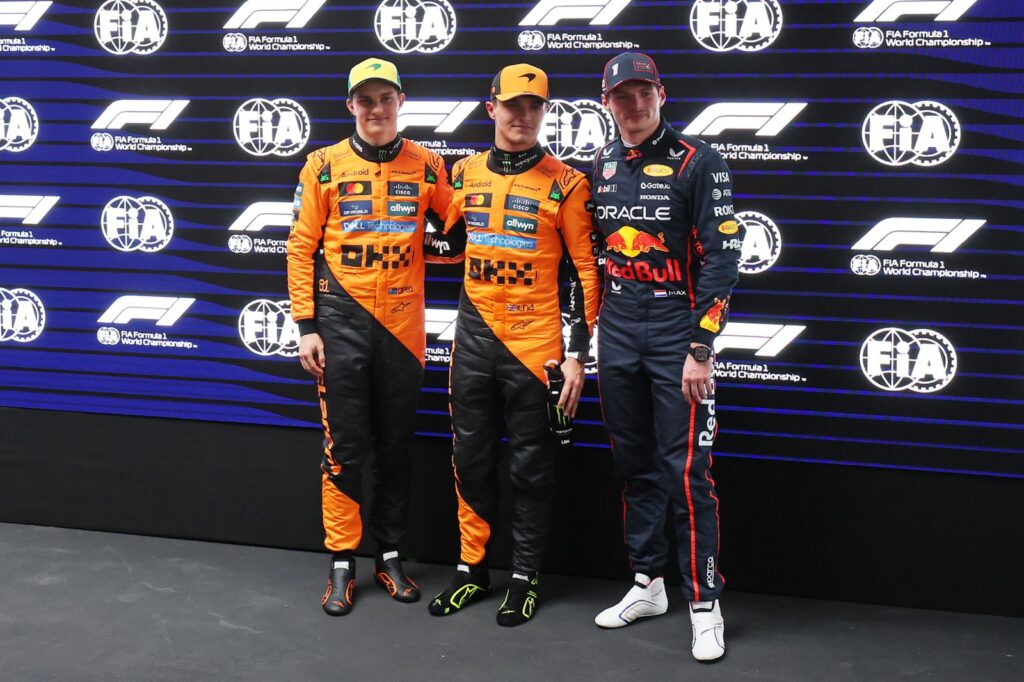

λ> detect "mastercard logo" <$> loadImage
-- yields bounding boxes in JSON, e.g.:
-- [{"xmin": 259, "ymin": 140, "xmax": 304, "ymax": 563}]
[
  {"xmin": 343, "ymin": 182, "xmax": 366, "ymax": 195},
  {"xmin": 467, "ymin": 193, "xmax": 491, "ymax": 207}
]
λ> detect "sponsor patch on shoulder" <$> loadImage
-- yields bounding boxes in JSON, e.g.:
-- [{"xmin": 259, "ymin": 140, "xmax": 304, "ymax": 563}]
[{"xmin": 718, "ymin": 220, "xmax": 739, "ymax": 235}]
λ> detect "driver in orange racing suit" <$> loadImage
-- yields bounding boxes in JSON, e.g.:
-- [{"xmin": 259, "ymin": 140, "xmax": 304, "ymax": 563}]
[
  {"xmin": 426, "ymin": 64, "xmax": 600, "ymax": 627},
  {"xmin": 287, "ymin": 58, "xmax": 459, "ymax": 617}
]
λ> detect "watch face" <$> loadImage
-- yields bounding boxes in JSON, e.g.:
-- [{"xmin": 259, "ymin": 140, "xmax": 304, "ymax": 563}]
[{"xmin": 692, "ymin": 346, "xmax": 711, "ymax": 362}]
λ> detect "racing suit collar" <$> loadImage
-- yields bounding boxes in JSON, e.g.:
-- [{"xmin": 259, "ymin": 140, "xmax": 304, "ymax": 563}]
[
  {"xmin": 350, "ymin": 132, "xmax": 404, "ymax": 163},
  {"xmin": 487, "ymin": 143, "xmax": 545, "ymax": 175},
  {"xmin": 623, "ymin": 118, "xmax": 675, "ymax": 161}
]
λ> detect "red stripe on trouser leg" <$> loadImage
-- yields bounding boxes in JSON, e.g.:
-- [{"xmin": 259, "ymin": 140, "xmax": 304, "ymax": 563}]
[
  {"xmin": 322, "ymin": 473, "xmax": 362, "ymax": 552},
  {"xmin": 685, "ymin": 400, "xmax": 700, "ymax": 601}
]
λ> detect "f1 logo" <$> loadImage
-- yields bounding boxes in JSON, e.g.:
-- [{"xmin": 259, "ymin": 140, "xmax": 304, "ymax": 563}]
[
  {"xmin": 519, "ymin": 0, "xmax": 631, "ymax": 26},
  {"xmin": 683, "ymin": 102, "xmax": 806, "ymax": 137},
  {"xmin": 425, "ymin": 307, "xmax": 458, "ymax": 340},
  {"xmin": 224, "ymin": 0, "xmax": 327, "ymax": 29},
  {"xmin": 97, "ymin": 296, "xmax": 195, "ymax": 326},
  {"xmin": 851, "ymin": 218, "xmax": 985, "ymax": 253},
  {"xmin": 0, "ymin": 194, "xmax": 58, "ymax": 224},
  {"xmin": 855, "ymin": 0, "xmax": 978, "ymax": 22},
  {"xmin": 0, "ymin": 1, "xmax": 52, "ymax": 30},
  {"xmin": 91, "ymin": 100, "xmax": 189, "ymax": 131},
  {"xmin": 713, "ymin": 322, "xmax": 805, "ymax": 357},
  {"xmin": 228, "ymin": 202, "xmax": 293, "ymax": 232},
  {"xmin": 397, "ymin": 101, "xmax": 478, "ymax": 134}
]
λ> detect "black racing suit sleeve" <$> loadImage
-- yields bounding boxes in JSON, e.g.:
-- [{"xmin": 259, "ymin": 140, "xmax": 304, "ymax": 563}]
[{"xmin": 688, "ymin": 149, "xmax": 743, "ymax": 349}]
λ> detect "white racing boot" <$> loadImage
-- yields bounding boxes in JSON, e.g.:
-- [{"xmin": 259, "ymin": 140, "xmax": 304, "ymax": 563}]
[
  {"xmin": 594, "ymin": 573, "xmax": 668, "ymax": 628},
  {"xmin": 689, "ymin": 599, "xmax": 725, "ymax": 661}
]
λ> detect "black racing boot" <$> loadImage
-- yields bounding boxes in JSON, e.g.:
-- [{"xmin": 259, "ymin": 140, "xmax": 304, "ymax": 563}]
[
  {"xmin": 496, "ymin": 571, "xmax": 539, "ymax": 627},
  {"xmin": 374, "ymin": 551, "xmax": 420, "ymax": 603},
  {"xmin": 321, "ymin": 556, "xmax": 355, "ymax": 616},
  {"xmin": 428, "ymin": 563, "xmax": 490, "ymax": 616}
]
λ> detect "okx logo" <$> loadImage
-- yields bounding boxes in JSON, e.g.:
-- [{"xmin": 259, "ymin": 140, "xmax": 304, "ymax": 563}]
[
  {"xmin": 683, "ymin": 102, "xmax": 806, "ymax": 136},
  {"xmin": 233, "ymin": 98, "xmax": 310, "ymax": 156},
  {"xmin": 0, "ymin": 287, "xmax": 45, "ymax": 343},
  {"xmin": 860, "ymin": 327, "xmax": 957, "ymax": 393},
  {"xmin": 0, "ymin": 97, "xmax": 39, "ymax": 152},
  {"xmin": 540, "ymin": 99, "xmax": 615, "ymax": 163},
  {"xmin": 374, "ymin": 0, "xmax": 456, "ymax": 54},
  {"xmin": 238, "ymin": 299, "xmax": 299, "ymax": 357},
  {"xmin": 690, "ymin": 0, "xmax": 783, "ymax": 52},
  {"xmin": 0, "ymin": 1, "xmax": 52, "ymax": 30},
  {"xmin": 519, "ymin": 0, "xmax": 631, "ymax": 25},
  {"xmin": 854, "ymin": 0, "xmax": 979, "ymax": 22},
  {"xmin": 94, "ymin": 0, "xmax": 168, "ymax": 55},
  {"xmin": 862, "ymin": 101, "xmax": 960, "ymax": 167},
  {"xmin": 101, "ymin": 196, "xmax": 174, "ymax": 252}
]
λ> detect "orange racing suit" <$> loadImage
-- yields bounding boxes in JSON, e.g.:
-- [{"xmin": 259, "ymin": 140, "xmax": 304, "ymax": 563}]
[
  {"xmin": 287, "ymin": 133, "xmax": 454, "ymax": 555},
  {"xmin": 441, "ymin": 144, "xmax": 600, "ymax": 573}
]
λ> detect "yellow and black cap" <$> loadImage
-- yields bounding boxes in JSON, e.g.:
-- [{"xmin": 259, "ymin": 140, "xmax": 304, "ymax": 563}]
[
  {"xmin": 490, "ymin": 64, "xmax": 549, "ymax": 102},
  {"xmin": 348, "ymin": 58, "xmax": 402, "ymax": 95}
]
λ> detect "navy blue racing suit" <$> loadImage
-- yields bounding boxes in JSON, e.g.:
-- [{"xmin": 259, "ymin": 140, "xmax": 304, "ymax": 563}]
[{"xmin": 592, "ymin": 119, "xmax": 743, "ymax": 602}]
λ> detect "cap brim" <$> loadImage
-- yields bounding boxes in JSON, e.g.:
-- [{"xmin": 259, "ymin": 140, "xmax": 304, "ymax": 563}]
[
  {"xmin": 605, "ymin": 76, "xmax": 661, "ymax": 93},
  {"xmin": 349, "ymin": 77, "xmax": 402, "ymax": 95},
  {"xmin": 493, "ymin": 92, "xmax": 548, "ymax": 102}
]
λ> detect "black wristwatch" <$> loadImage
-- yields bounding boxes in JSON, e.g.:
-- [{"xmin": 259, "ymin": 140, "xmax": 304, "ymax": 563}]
[{"xmin": 687, "ymin": 345, "xmax": 712, "ymax": 362}]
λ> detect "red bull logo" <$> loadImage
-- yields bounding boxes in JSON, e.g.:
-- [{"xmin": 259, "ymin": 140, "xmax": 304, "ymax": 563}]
[
  {"xmin": 700, "ymin": 297, "xmax": 729, "ymax": 333},
  {"xmin": 605, "ymin": 226, "xmax": 669, "ymax": 258},
  {"xmin": 605, "ymin": 257, "xmax": 683, "ymax": 283}
]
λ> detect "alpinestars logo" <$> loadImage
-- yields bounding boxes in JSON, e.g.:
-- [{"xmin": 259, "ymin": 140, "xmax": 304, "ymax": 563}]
[
  {"xmin": 398, "ymin": 101, "xmax": 477, "ymax": 134},
  {"xmin": 862, "ymin": 101, "xmax": 960, "ymax": 167},
  {"xmin": 101, "ymin": 196, "xmax": 174, "ymax": 253},
  {"xmin": 94, "ymin": 0, "xmax": 168, "ymax": 55},
  {"xmin": 238, "ymin": 299, "xmax": 300, "ymax": 357},
  {"xmin": 224, "ymin": 0, "xmax": 326, "ymax": 28},
  {"xmin": 852, "ymin": 218, "xmax": 984, "ymax": 253},
  {"xmin": 519, "ymin": 0, "xmax": 631, "ymax": 26},
  {"xmin": 690, "ymin": 0, "xmax": 783, "ymax": 53},
  {"xmin": 860, "ymin": 327, "xmax": 957, "ymax": 393},
  {"xmin": 0, "ymin": 194, "xmax": 58, "ymax": 225},
  {"xmin": 737, "ymin": 211, "xmax": 781, "ymax": 274},
  {"xmin": 0, "ymin": 1, "xmax": 51, "ymax": 30},
  {"xmin": 854, "ymin": 0, "xmax": 978, "ymax": 22},
  {"xmin": 374, "ymin": 0, "xmax": 456, "ymax": 54},
  {"xmin": 684, "ymin": 102, "xmax": 806, "ymax": 137},
  {"xmin": 0, "ymin": 287, "xmax": 45, "ymax": 343},
  {"xmin": 540, "ymin": 99, "xmax": 616, "ymax": 162},
  {"xmin": 233, "ymin": 98, "xmax": 310, "ymax": 157},
  {"xmin": 0, "ymin": 97, "xmax": 38, "ymax": 152},
  {"xmin": 92, "ymin": 100, "xmax": 188, "ymax": 130}
]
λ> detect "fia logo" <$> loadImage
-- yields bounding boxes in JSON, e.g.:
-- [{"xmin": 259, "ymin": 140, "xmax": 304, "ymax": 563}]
[
  {"xmin": 374, "ymin": 0, "xmax": 456, "ymax": 54},
  {"xmin": 93, "ymin": 0, "xmax": 168, "ymax": 55},
  {"xmin": 690, "ymin": 0, "xmax": 783, "ymax": 52},
  {"xmin": 539, "ymin": 100, "xmax": 616, "ymax": 163},
  {"xmin": 233, "ymin": 98, "xmax": 310, "ymax": 157},
  {"xmin": 860, "ymin": 327, "xmax": 957, "ymax": 393},
  {"xmin": 853, "ymin": 26, "xmax": 884, "ymax": 48},
  {"xmin": 238, "ymin": 299, "xmax": 300, "ymax": 357},
  {"xmin": 0, "ymin": 288, "xmax": 45, "ymax": 343},
  {"xmin": 850, "ymin": 253, "xmax": 882, "ymax": 276},
  {"xmin": 862, "ymin": 101, "xmax": 960, "ymax": 167},
  {"xmin": 736, "ymin": 211, "xmax": 781, "ymax": 274},
  {"xmin": 0, "ymin": 97, "xmax": 39, "ymax": 152},
  {"xmin": 101, "ymin": 196, "xmax": 174, "ymax": 252}
]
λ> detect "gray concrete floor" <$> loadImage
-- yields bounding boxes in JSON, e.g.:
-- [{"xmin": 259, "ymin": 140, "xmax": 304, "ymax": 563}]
[{"xmin": 0, "ymin": 523, "xmax": 1021, "ymax": 681}]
